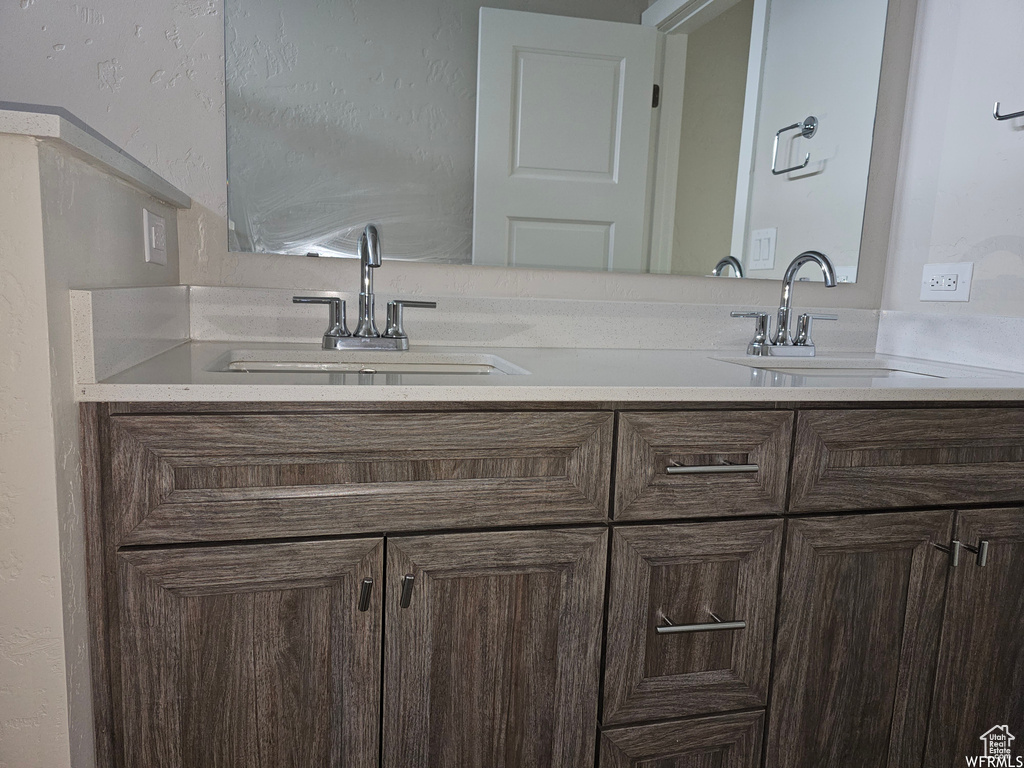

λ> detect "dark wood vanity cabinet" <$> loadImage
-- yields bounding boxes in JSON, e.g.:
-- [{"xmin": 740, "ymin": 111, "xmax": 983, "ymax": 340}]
[
  {"xmin": 923, "ymin": 508, "xmax": 1024, "ymax": 767},
  {"xmin": 112, "ymin": 539, "xmax": 384, "ymax": 768},
  {"xmin": 83, "ymin": 403, "xmax": 1024, "ymax": 768},
  {"xmin": 766, "ymin": 511, "xmax": 953, "ymax": 768}
]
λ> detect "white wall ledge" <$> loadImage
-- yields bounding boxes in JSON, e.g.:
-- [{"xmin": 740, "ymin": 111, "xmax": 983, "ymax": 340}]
[{"xmin": 0, "ymin": 103, "xmax": 192, "ymax": 209}]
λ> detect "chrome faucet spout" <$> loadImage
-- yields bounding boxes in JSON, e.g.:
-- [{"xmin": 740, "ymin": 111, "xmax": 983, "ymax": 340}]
[
  {"xmin": 774, "ymin": 250, "xmax": 837, "ymax": 345},
  {"xmin": 355, "ymin": 224, "xmax": 382, "ymax": 337},
  {"xmin": 711, "ymin": 256, "xmax": 744, "ymax": 278}
]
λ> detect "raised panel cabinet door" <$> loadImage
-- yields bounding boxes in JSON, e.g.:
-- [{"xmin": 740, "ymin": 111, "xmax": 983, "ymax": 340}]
[
  {"xmin": 600, "ymin": 710, "xmax": 765, "ymax": 768},
  {"xmin": 789, "ymin": 408, "xmax": 1024, "ymax": 513},
  {"xmin": 924, "ymin": 508, "xmax": 1024, "ymax": 767},
  {"xmin": 615, "ymin": 411, "xmax": 793, "ymax": 520},
  {"xmin": 382, "ymin": 527, "xmax": 608, "ymax": 768},
  {"xmin": 603, "ymin": 520, "xmax": 783, "ymax": 724},
  {"xmin": 766, "ymin": 511, "xmax": 953, "ymax": 768},
  {"xmin": 113, "ymin": 538, "xmax": 384, "ymax": 768}
]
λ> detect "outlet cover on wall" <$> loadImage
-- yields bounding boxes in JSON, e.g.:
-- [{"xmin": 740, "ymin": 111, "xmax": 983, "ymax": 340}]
[
  {"xmin": 144, "ymin": 209, "xmax": 167, "ymax": 266},
  {"xmin": 920, "ymin": 262, "xmax": 973, "ymax": 302},
  {"xmin": 749, "ymin": 227, "xmax": 777, "ymax": 270}
]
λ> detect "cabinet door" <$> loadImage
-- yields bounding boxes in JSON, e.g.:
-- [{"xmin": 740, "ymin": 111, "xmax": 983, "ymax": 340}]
[
  {"xmin": 924, "ymin": 508, "xmax": 1024, "ymax": 767},
  {"xmin": 600, "ymin": 711, "xmax": 764, "ymax": 768},
  {"xmin": 603, "ymin": 520, "xmax": 783, "ymax": 724},
  {"xmin": 383, "ymin": 527, "xmax": 608, "ymax": 768},
  {"xmin": 766, "ymin": 511, "xmax": 952, "ymax": 768},
  {"xmin": 114, "ymin": 538, "xmax": 383, "ymax": 768}
]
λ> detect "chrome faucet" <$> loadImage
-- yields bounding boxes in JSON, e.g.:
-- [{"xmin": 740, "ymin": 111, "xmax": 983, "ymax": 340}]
[
  {"xmin": 731, "ymin": 250, "xmax": 838, "ymax": 357},
  {"xmin": 354, "ymin": 224, "xmax": 382, "ymax": 338},
  {"xmin": 293, "ymin": 223, "xmax": 436, "ymax": 351},
  {"xmin": 711, "ymin": 256, "xmax": 744, "ymax": 278}
]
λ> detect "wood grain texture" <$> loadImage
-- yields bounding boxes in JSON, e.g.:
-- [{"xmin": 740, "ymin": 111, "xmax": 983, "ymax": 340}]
[
  {"xmin": 614, "ymin": 412, "xmax": 793, "ymax": 520},
  {"xmin": 106, "ymin": 411, "xmax": 613, "ymax": 545},
  {"xmin": 602, "ymin": 521, "xmax": 783, "ymax": 725},
  {"xmin": 114, "ymin": 538, "xmax": 383, "ymax": 768},
  {"xmin": 600, "ymin": 710, "xmax": 765, "ymax": 768},
  {"xmin": 766, "ymin": 511, "xmax": 953, "ymax": 768},
  {"xmin": 382, "ymin": 527, "xmax": 608, "ymax": 768},
  {"xmin": 789, "ymin": 408, "xmax": 1024, "ymax": 512},
  {"xmin": 923, "ymin": 508, "xmax": 1024, "ymax": 767},
  {"xmin": 81, "ymin": 403, "xmax": 117, "ymax": 768}
]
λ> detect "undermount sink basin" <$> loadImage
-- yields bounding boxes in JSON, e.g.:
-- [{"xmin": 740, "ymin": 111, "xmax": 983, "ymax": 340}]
[
  {"xmin": 715, "ymin": 357, "xmax": 945, "ymax": 379},
  {"xmin": 213, "ymin": 349, "xmax": 530, "ymax": 375}
]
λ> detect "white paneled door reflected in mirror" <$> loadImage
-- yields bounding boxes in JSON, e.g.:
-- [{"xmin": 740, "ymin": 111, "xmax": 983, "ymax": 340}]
[{"xmin": 224, "ymin": 0, "xmax": 890, "ymax": 281}]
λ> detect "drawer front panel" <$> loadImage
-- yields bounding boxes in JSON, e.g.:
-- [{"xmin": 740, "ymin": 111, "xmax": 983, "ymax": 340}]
[
  {"xmin": 107, "ymin": 411, "xmax": 613, "ymax": 545},
  {"xmin": 614, "ymin": 411, "xmax": 793, "ymax": 520},
  {"xmin": 602, "ymin": 520, "xmax": 783, "ymax": 725},
  {"xmin": 600, "ymin": 711, "xmax": 765, "ymax": 768},
  {"xmin": 789, "ymin": 408, "xmax": 1024, "ymax": 513}
]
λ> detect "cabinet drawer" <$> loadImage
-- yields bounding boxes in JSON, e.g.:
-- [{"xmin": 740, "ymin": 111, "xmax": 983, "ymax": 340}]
[
  {"xmin": 602, "ymin": 520, "xmax": 783, "ymax": 725},
  {"xmin": 789, "ymin": 408, "xmax": 1024, "ymax": 512},
  {"xmin": 614, "ymin": 411, "xmax": 793, "ymax": 520},
  {"xmin": 105, "ymin": 411, "xmax": 612, "ymax": 545},
  {"xmin": 600, "ymin": 711, "xmax": 764, "ymax": 768}
]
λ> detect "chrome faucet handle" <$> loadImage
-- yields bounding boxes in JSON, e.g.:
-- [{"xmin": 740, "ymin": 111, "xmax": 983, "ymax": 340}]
[
  {"xmin": 384, "ymin": 300, "xmax": 437, "ymax": 341},
  {"xmin": 293, "ymin": 296, "xmax": 351, "ymax": 349},
  {"xmin": 794, "ymin": 313, "xmax": 837, "ymax": 346},
  {"xmin": 731, "ymin": 310, "xmax": 770, "ymax": 343}
]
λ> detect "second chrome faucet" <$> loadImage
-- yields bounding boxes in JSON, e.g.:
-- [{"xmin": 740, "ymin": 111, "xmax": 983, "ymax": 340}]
[
  {"xmin": 731, "ymin": 250, "xmax": 838, "ymax": 357},
  {"xmin": 294, "ymin": 224, "xmax": 436, "ymax": 351}
]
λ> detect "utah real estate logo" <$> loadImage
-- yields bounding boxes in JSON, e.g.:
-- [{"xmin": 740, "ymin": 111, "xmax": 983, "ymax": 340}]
[{"xmin": 967, "ymin": 725, "xmax": 1023, "ymax": 767}]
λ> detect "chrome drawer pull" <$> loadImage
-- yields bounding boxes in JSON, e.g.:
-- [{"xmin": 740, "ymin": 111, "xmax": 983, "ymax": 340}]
[
  {"xmin": 666, "ymin": 464, "xmax": 758, "ymax": 475},
  {"xmin": 657, "ymin": 611, "xmax": 747, "ymax": 635}
]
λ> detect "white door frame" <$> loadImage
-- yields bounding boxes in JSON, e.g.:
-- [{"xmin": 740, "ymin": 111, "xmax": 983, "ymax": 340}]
[{"xmin": 643, "ymin": 0, "xmax": 770, "ymax": 274}]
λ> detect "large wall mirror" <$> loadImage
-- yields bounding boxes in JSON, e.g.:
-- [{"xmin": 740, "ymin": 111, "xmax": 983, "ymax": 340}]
[{"xmin": 225, "ymin": 0, "xmax": 890, "ymax": 282}]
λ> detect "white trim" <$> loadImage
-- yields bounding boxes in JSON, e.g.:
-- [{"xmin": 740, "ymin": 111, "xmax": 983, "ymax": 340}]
[
  {"xmin": 729, "ymin": 0, "xmax": 769, "ymax": 264},
  {"xmin": 643, "ymin": 0, "xmax": 743, "ymax": 34}
]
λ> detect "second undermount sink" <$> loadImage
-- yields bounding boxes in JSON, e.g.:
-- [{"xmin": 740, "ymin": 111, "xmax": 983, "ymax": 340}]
[
  {"xmin": 213, "ymin": 349, "xmax": 530, "ymax": 375},
  {"xmin": 715, "ymin": 356, "xmax": 946, "ymax": 379}
]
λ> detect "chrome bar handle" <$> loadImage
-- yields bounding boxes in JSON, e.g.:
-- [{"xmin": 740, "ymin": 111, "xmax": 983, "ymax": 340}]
[
  {"xmin": 772, "ymin": 116, "xmax": 818, "ymax": 175},
  {"xmin": 657, "ymin": 611, "xmax": 747, "ymax": 635},
  {"xmin": 293, "ymin": 296, "xmax": 351, "ymax": 349},
  {"xmin": 994, "ymin": 102, "xmax": 1024, "ymax": 121},
  {"xmin": 934, "ymin": 540, "xmax": 962, "ymax": 567},
  {"xmin": 384, "ymin": 300, "xmax": 437, "ymax": 340},
  {"xmin": 794, "ymin": 313, "xmax": 838, "ymax": 346},
  {"xmin": 667, "ymin": 464, "xmax": 758, "ymax": 475},
  {"xmin": 399, "ymin": 574, "xmax": 415, "ymax": 608},
  {"xmin": 731, "ymin": 311, "xmax": 770, "ymax": 345},
  {"xmin": 358, "ymin": 577, "xmax": 374, "ymax": 612}
]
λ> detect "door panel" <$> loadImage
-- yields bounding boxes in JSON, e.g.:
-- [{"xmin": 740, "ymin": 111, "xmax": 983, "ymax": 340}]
[
  {"xmin": 473, "ymin": 8, "xmax": 658, "ymax": 271},
  {"xmin": 924, "ymin": 508, "xmax": 1024, "ymax": 767},
  {"xmin": 766, "ymin": 511, "xmax": 952, "ymax": 768},
  {"xmin": 383, "ymin": 527, "xmax": 608, "ymax": 768},
  {"xmin": 114, "ymin": 538, "xmax": 384, "ymax": 768}
]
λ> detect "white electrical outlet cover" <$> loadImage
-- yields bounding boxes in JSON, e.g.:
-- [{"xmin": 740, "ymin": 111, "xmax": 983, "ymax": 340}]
[
  {"xmin": 144, "ymin": 209, "xmax": 167, "ymax": 266},
  {"xmin": 749, "ymin": 227, "xmax": 777, "ymax": 271},
  {"xmin": 920, "ymin": 262, "xmax": 973, "ymax": 302}
]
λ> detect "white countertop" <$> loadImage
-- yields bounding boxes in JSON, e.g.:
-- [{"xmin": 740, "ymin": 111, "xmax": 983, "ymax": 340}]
[{"xmin": 77, "ymin": 342, "xmax": 1024, "ymax": 403}]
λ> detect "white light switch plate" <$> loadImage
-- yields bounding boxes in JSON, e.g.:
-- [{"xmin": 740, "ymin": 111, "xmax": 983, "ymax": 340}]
[
  {"xmin": 144, "ymin": 209, "xmax": 167, "ymax": 266},
  {"xmin": 749, "ymin": 227, "xmax": 777, "ymax": 271},
  {"xmin": 920, "ymin": 262, "xmax": 973, "ymax": 302}
]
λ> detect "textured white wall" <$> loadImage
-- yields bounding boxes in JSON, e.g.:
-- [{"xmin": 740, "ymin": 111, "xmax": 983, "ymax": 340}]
[
  {"xmin": 882, "ymin": 0, "xmax": 1024, "ymax": 317},
  {"xmin": 0, "ymin": 131, "xmax": 182, "ymax": 768},
  {"xmin": 0, "ymin": 137, "xmax": 72, "ymax": 768}
]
